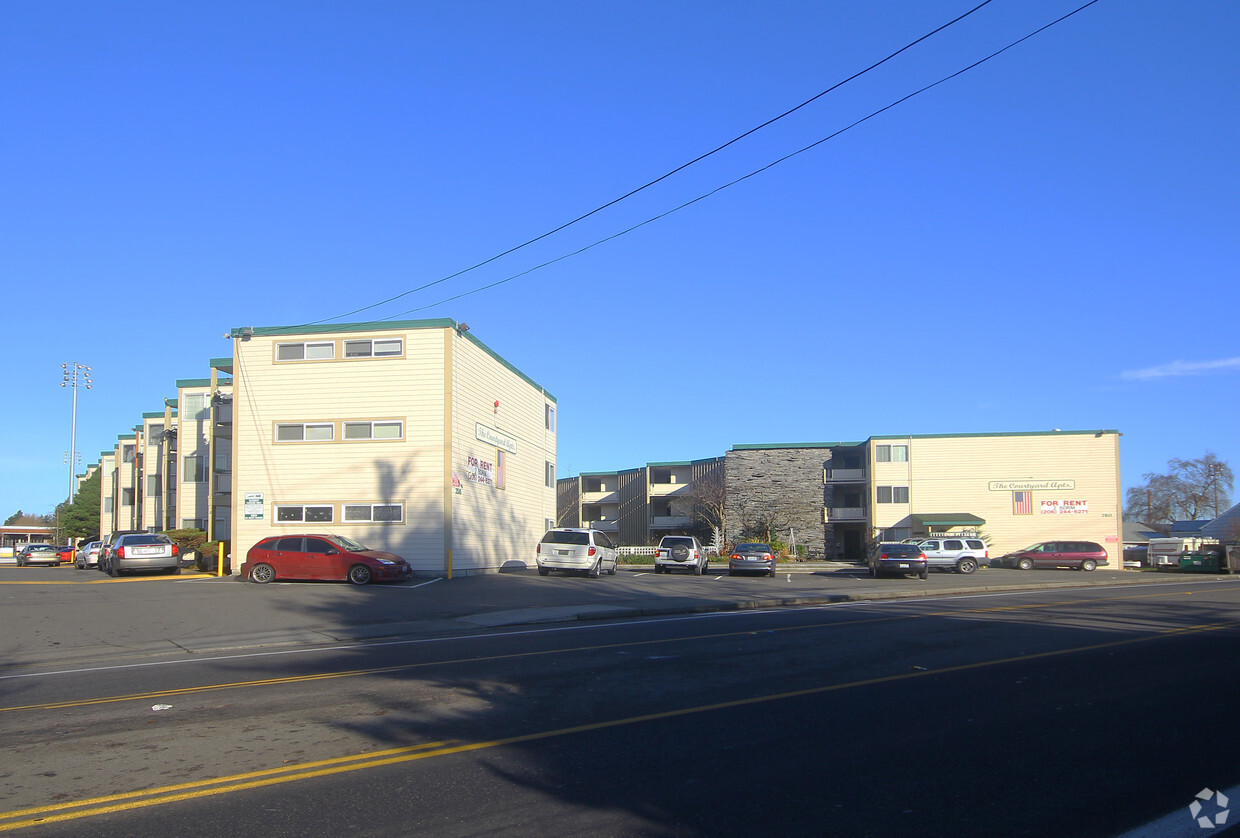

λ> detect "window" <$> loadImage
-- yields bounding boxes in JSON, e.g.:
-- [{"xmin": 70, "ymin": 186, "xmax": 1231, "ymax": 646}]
[
  {"xmin": 214, "ymin": 450, "xmax": 231, "ymax": 472},
  {"xmin": 876, "ymin": 486, "xmax": 909, "ymax": 504},
  {"xmin": 343, "ymin": 338, "xmax": 402, "ymax": 358},
  {"xmin": 343, "ymin": 503, "xmax": 403, "ymax": 522},
  {"xmin": 148, "ymin": 424, "xmax": 164, "ymax": 445},
  {"xmin": 181, "ymin": 518, "xmax": 206, "ymax": 530},
  {"xmin": 892, "ymin": 445, "xmax": 908, "ymax": 462},
  {"xmin": 546, "ymin": 461, "xmax": 556, "ymax": 488},
  {"xmin": 496, "ymin": 450, "xmax": 506, "ymax": 490},
  {"xmin": 183, "ymin": 454, "xmax": 207, "ymax": 482},
  {"xmin": 122, "ymin": 445, "xmax": 136, "ymax": 463},
  {"xmin": 275, "ymin": 423, "xmax": 334, "ymax": 442},
  {"xmin": 875, "ymin": 445, "xmax": 891, "ymax": 463},
  {"xmin": 146, "ymin": 475, "xmax": 161, "ymax": 497},
  {"xmin": 545, "ymin": 404, "xmax": 556, "ymax": 433},
  {"xmin": 276, "ymin": 505, "xmax": 334, "ymax": 523},
  {"xmin": 343, "ymin": 421, "xmax": 403, "ymax": 440},
  {"xmin": 184, "ymin": 393, "xmax": 210, "ymax": 420},
  {"xmin": 121, "ymin": 487, "xmax": 134, "ymax": 506},
  {"xmin": 276, "ymin": 341, "xmax": 334, "ymax": 361}
]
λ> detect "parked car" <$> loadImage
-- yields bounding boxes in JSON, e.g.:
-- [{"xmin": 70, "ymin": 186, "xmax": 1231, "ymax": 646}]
[
  {"xmin": 728, "ymin": 543, "xmax": 776, "ymax": 577},
  {"xmin": 75, "ymin": 541, "xmax": 103, "ymax": 569},
  {"xmin": 535, "ymin": 528, "xmax": 619, "ymax": 578},
  {"xmin": 1000, "ymin": 541, "xmax": 1109, "ymax": 571},
  {"xmin": 242, "ymin": 534, "xmax": 413, "ymax": 585},
  {"xmin": 868, "ymin": 542, "xmax": 928, "ymax": 579},
  {"xmin": 98, "ymin": 530, "xmax": 148, "ymax": 573},
  {"xmin": 16, "ymin": 544, "xmax": 60, "ymax": 567},
  {"xmin": 108, "ymin": 533, "xmax": 181, "ymax": 577},
  {"xmin": 918, "ymin": 537, "xmax": 988, "ymax": 574},
  {"xmin": 57, "ymin": 545, "xmax": 76, "ymax": 564},
  {"xmin": 654, "ymin": 535, "xmax": 710, "ymax": 575}
]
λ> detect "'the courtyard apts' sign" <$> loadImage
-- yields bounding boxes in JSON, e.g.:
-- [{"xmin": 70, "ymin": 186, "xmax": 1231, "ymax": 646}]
[
  {"xmin": 988, "ymin": 479, "xmax": 1076, "ymax": 491},
  {"xmin": 476, "ymin": 423, "xmax": 518, "ymax": 454}
]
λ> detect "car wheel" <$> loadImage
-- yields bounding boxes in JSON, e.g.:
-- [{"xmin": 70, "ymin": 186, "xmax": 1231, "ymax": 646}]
[
  {"xmin": 250, "ymin": 562, "xmax": 276, "ymax": 584},
  {"xmin": 588, "ymin": 558, "xmax": 601, "ymax": 579},
  {"xmin": 957, "ymin": 558, "xmax": 978, "ymax": 575},
  {"xmin": 693, "ymin": 561, "xmax": 703, "ymax": 576},
  {"xmin": 768, "ymin": 567, "xmax": 776, "ymax": 577},
  {"xmin": 347, "ymin": 564, "xmax": 373, "ymax": 585},
  {"xmin": 167, "ymin": 566, "xmax": 181, "ymax": 575},
  {"xmin": 919, "ymin": 569, "xmax": 928, "ymax": 580},
  {"xmin": 1017, "ymin": 557, "xmax": 1034, "ymax": 571},
  {"xmin": 607, "ymin": 562, "xmax": 617, "ymax": 576},
  {"xmin": 1081, "ymin": 559, "xmax": 1097, "ymax": 572},
  {"xmin": 537, "ymin": 566, "xmax": 550, "ymax": 576},
  {"xmin": 108, "ymin": 563, "xmax": 121, "ymax": 578}
]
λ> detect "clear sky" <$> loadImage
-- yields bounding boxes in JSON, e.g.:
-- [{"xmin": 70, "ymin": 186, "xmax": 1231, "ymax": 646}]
[{"xmin": 2, "ymin": 0, "xmax": 1237, "ymax": 521}]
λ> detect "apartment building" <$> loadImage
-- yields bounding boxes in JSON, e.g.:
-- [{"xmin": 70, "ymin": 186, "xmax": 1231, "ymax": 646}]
[
  {"xmin": 229, "ymin": 319, "xmax": 557, "ymax": 576},
  {"xmin": 558, "ymin": 457, "xmax": 725, "ymax": 547},
  {"xmin": 175, "ymin": 364, "xmax": 234, "ymax": 541}
]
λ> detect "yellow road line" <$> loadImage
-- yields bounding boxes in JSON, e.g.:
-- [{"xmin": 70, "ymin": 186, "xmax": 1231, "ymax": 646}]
[{"xmin": 3, "ymin": 615, "xmax": 1238, "ymax": 832}]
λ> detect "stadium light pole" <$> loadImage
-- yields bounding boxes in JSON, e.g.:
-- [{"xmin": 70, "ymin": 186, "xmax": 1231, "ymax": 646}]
[{"xmin": 60, "ymin": 362, "xmax": 92, "ymax": 501}]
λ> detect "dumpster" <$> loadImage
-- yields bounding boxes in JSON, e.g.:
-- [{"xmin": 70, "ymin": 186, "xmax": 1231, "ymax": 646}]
[{"xmin": 1179, "ymin": 551, "xmax": 1223, "ymax": 573}]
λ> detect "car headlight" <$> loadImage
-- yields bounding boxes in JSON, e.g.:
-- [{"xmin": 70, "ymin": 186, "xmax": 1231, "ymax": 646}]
[{"xmin": 376, "ymin": 559, "xmax": 394, "ymax": 565}]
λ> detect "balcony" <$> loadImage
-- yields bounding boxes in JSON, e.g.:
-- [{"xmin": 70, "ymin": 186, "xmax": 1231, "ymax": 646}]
[
  {"xmin": 649, "ymin": 515, "xmax": 692, "ymax": 529},
  {"xmin": 582, "ymin": 490, "xmax": 619, "ymax": 504},
  {"xmin": 649, "ymin": 482, "xmax": 690, "ymax": 497},
  {"xmin": 825, "ymin": 468, "xmax": 866, "ymax": 482},
  {"xmin": 824, "ymin": 507, "xmax": 867, "ymax": 523}
]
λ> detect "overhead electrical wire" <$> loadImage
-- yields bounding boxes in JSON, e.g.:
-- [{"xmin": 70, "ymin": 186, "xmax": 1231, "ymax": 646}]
[
  {"xmin": 375, "ymin": 0, "xmax": 1102, "ymax": 319},
  {"xmin": 301, "ymin": 0, "xmax": 999, "ymax": 326}
]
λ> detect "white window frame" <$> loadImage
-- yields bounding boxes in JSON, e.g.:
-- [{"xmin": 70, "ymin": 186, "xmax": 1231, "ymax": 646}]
[
  {"xmin": 545, "ymin": 404, "xmax": 556, "ymax": 433},
  {"xmin": 342, "ymin": 503, "xmax": 404, "ymax": 523},
  {"xmin": 275, "ymin": 504, "xmax": 334, "ymax": 523},
  {"xmin": 343, "ymin": 420, "xmax": 404, "ymax": 441},
  {"xmin": 275, "ymin": 423, "xmax": 335, "ymax": 442},
  {"xmin": 182, "ymin": 454, "xmax": 207, "ymax": 483},
  {"xmin": 343, "ymin": 338, "xmax": 403, "ymax": 358},
  {"xmin": 276, "ymin": 341, "xmax": 335, "ymax": 362}
]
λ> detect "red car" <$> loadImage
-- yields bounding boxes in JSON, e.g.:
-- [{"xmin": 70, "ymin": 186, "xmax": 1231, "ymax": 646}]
[
  {"xmin": 242, "ymin": 534, "xmax": 413, "ymax": 586},
  {"xmin": 57, "ymin": 546, "xmax": 76, "ymax": 564}
]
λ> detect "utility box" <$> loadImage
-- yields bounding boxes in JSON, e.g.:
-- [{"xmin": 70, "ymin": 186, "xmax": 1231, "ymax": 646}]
[{"xmin": 1180, "ymin": 551, "xmax": 1223, "ymax": 573}]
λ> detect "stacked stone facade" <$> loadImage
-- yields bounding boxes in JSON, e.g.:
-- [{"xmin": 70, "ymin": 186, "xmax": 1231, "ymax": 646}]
[{"xmin": 725, "ymin": 445, "xmax": 832, "ymax": 560}]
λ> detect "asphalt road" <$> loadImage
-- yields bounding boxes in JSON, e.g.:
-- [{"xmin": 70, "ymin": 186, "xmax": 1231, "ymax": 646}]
[{"xmin": 2, "ymin": 567, "xmax": 1240, "ymax": 836}]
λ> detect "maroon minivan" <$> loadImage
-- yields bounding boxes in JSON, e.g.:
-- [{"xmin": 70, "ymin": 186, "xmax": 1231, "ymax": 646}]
[
  {"xmin": 1000, "ymin": 541, "xmax": 1108, "ymax": 571},
  {"xmin": 242, "ymin": 534, "xmax": 412, "ymax": 585}
]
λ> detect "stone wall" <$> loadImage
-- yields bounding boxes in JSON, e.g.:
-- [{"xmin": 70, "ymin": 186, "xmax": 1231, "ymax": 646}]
[{"xmin": 725, "ymin": 447, "xmax": 830, "ymax": 559}]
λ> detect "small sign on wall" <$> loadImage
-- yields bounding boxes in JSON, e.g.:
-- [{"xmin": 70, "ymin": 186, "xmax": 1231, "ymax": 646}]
[
  {"xmin": 466, "ymin": 455, "xmax": 495, "ymax": 487},
  {"xmin": 244, "ymin": 492, "xmax": 264, "ymax": 520},
  {"xmin": 1041, "ymin": 499, "xmax": 1088, "ymax": 514}
]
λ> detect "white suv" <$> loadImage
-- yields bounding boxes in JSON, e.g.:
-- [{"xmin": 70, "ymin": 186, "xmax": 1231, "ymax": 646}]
[
  {"xmin": 654, "ymin": 535, "xmax": 710, "ymax": 575},
  {"xmin": 918, "ymin": 537, "xmax": 989, "ymax": 574},
  {"xmin": 536, "ymin": 528, "xmax": 619, "ymax": 578}
]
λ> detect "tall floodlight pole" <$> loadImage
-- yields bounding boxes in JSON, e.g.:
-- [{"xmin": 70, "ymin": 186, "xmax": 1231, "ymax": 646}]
[{"xmin": 60, "ymin": 362, "xmax": 92, "ymax": 501}]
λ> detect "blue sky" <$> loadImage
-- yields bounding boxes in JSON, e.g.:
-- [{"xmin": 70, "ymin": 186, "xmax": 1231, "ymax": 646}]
[{"xmin": 3, "ymin": 0, "xmax": 1237, "ymax": 520}]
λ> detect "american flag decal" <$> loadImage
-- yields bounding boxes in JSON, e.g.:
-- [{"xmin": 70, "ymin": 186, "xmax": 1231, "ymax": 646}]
[{"xmin": 1013, "ymin": 491, "xmax": 1032, "ymax": 514}]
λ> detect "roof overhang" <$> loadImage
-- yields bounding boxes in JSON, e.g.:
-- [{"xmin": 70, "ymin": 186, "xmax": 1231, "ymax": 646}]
[{"xmin": 912, "ymin": 513, "xmax": 986, "ymax": 527}]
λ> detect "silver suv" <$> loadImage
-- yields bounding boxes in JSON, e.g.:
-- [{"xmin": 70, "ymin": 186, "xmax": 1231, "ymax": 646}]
[
  {"xmin": 918, "ymin": 537, "xmax": 989, "ymax": 574},
  {"xmin": 654, "ymin": 535, "xmax": 710, "ymax": 575}
]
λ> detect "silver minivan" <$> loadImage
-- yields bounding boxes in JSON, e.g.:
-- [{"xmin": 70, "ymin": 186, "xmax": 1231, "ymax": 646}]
[{"xmin": 536, "ymin": 528, "xmax": 619, "ymax": 578}]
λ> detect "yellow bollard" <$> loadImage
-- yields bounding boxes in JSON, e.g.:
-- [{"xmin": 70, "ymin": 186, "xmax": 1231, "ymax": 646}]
[{"xmin": 217, "ymin": 542, "xmax": 224, "ymax": 578}]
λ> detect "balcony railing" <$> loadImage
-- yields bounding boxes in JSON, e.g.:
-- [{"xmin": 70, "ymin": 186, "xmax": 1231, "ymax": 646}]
[
  {"xmin": 649, "ymin": 515, "xmax": 692, "ymax": 529},
  {"xmin": 824, "ymin": 506, "xmax": 866, "ymax": 522},
  {"xmin": 825, "ymin": 468, "xmax": 866, "ymax": 482},
  {"xmin": 649, "ymin": 482, "xmax": 690, "ymax": 497},
  {"xmin": 582, "ymin": 491, "xmax": 619, "ymax": 504}
]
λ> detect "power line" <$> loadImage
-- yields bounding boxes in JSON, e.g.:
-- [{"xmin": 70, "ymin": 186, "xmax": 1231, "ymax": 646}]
[
  {"xmin": 302, "ymin": 0, "xmax": 999, "ymax": 326},
  {"xmin": 377, "ymin": 0, "xmax": 1102, "ymax": 319}
]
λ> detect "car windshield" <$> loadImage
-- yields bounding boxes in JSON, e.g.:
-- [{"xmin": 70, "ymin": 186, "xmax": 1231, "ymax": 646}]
[
  {"xmin": 542, "ymin": 531, "xmax": 589, "ymax": 546},
  {"xmin": 27, "ymin": 545, "xmax": 55, "ymax": 551},
  {"xmin": 122, "ymin": 535, "xmax": 168, "ymax": 546},
  {"xmin": 881, "ymin": 544, "xmax": 921, "ymax": 556},
  {"xmin": 661, "ymin": 537, "xmax": 694, "ymax": 547},
  {"xmin": 332, "ymin": 535, "xmax": 371, "ymax": 552}
]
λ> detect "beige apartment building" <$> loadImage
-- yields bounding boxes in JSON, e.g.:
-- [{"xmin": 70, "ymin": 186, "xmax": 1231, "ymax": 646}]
[
  {"xmin": 175, "ymin": 365, "xmax": 234, "ymax": 541},
  {"xmin": 822, "ymin": 430, "xmax": 1122, "ymax": 560},
  {"xmin": 229, "ymin": 319, "xmax": 557, "ymax": 575}
]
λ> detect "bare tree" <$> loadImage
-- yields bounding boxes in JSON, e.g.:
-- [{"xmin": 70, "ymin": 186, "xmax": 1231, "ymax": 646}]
[
  {"xmin": 685, "ymin": 467, "xmax": 726, "ymax": 538},
  {"xmin": 1125, "ymin": 452, "xmax": 1234, "ymax": 527}
]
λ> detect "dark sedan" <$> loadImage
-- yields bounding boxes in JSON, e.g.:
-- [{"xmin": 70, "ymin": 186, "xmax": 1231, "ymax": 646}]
[{"xmin": 868, "ymin": 542, "xmax": 929, "ymax": 580}]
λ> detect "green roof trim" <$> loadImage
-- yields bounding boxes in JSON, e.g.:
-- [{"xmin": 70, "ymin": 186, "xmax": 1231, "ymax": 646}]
[
  {"xmin": 210, "ymin": 357, "xmax": 233, "ymax": 373},
  {"xmin": 867, "ymin": 429, "xmax": 1120, "ymax": 441},
  {"xmin": 912, "ymin": 514, "xmax": 987, "ymax": 527},
  {"xmin": 732, "ymin": 442, "xmax": 859, "ymax": 451},
  {"xmin": 230, "ymin": 319, "xmax": 555, "ymax": 403},
  {"xmin": 142, "ymin": 411, "xmax": 166, "ymax": 419},
  {"xmin": 647, "ymin": 460, "xmax": 692, "ymax": 467},
  {"xmin": 176, "ymin": 378, "xmax": 231, "ymax": 388},
  {"xmin": 118, "ymin": 433, "xmax": 136, "ymax": 440}
]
